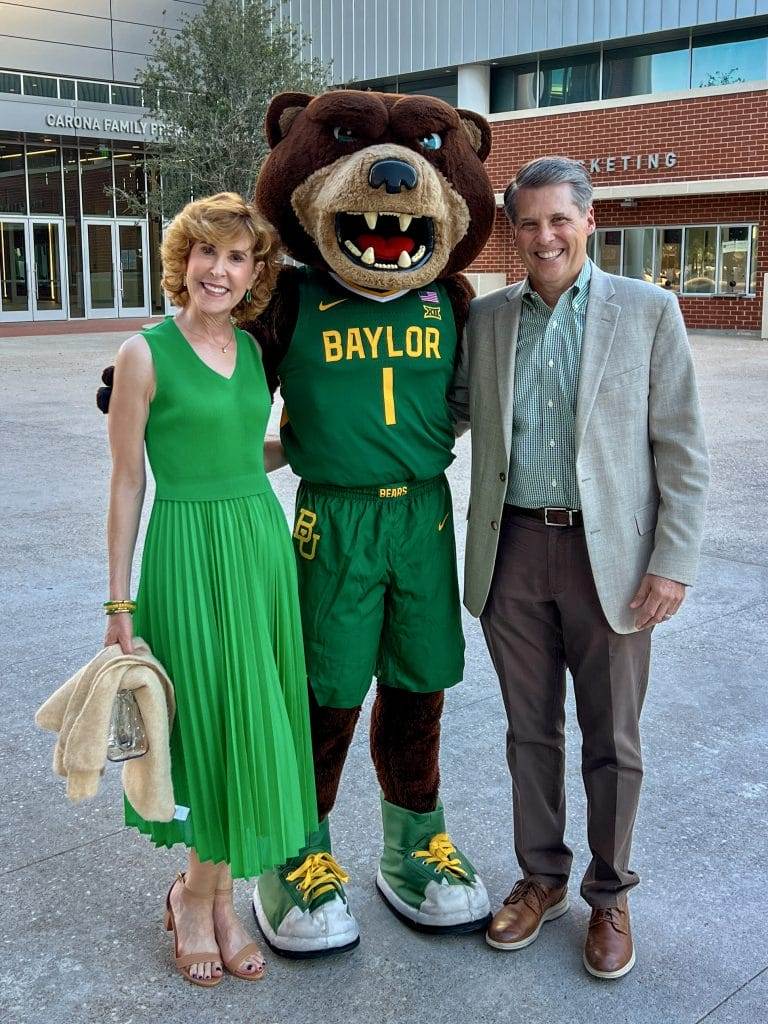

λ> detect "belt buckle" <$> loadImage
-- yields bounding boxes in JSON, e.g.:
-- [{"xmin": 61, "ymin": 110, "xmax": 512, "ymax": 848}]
[{"xmin": 544, "ymin": 507, "xmax": 572, "ymax": 527}]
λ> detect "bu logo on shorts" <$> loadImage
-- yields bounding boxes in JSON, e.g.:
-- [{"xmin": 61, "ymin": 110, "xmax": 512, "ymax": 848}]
[{"xmin": 293, "ymin": 508, "xmax": 320, "ymax": 560}]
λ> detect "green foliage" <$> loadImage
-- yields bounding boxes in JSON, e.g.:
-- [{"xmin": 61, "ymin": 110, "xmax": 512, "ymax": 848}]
[{"xmin": 122, "ymin": 0, "xmax": 329, "ymax": 217}]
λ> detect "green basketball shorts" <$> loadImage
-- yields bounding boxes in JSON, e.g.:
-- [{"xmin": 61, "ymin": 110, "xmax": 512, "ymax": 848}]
[{"xmin": 291, "ymin": 474, "xmax": 465, "ymax": 708}]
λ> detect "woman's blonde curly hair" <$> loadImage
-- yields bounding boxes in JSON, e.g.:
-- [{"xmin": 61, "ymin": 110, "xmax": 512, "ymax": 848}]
[{"xmin": 161, "ymin": 192, "xmax": 281, "ymax": 322}]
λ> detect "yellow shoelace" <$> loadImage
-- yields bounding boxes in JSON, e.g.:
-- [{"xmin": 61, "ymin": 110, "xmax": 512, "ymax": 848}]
[
  {"xmin": 412, "ymin": 833, "xmax": 468, "ymax": 878},
  {"xmin": 285, "ymin": 852, "xmax": 350, "ymax": 903}
]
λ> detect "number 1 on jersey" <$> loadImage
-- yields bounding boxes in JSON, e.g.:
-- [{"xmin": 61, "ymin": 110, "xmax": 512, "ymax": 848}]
[{"xmin": 382, "ymin": 367, "xmax": 397, "ymax": 425}]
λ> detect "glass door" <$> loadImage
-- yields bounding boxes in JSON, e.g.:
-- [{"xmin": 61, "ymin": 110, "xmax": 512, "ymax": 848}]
[
  {"xmin": 116, "ymin": 220, "xmax": 149, "ymax": 317},
  {"xmin": 29, "ymin": 218, "xmax": 67, "ymax": 321},
  {"xmin": 85, "ymin": 221, "xmax": 118, "ymax": 318},
  {"xmin": 0, "ymin": 220, "xmax": 31, "ymax": 322},
  {"xmin": 84, "ymin": 220, "xmax": 150, "ymax": 318}
]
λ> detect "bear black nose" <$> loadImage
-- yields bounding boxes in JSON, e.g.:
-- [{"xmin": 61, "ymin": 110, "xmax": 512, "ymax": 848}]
[{"xmin": 368, "ymin": 159, "xmax": 418, "ymax": 194}]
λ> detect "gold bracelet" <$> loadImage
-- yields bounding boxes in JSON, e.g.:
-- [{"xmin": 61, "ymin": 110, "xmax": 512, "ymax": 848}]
[{"xmin": 104, "ymin": 600, "xmax": 136, "ymax": 615}]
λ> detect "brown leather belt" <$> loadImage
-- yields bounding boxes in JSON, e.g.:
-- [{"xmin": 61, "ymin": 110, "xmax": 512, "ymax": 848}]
[{"xmin": 506, "ymin": 505, "xmax": 583, "ymax": 527}]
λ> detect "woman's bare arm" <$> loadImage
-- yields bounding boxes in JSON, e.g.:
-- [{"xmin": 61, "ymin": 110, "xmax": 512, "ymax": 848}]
[{"xmin": 105, "ymin": 334, "xmax": 154, "ymax": 652}]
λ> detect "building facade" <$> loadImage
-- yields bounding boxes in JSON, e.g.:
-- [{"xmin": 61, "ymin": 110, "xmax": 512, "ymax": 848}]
[
  {"xmin": 284, "ymin": 0, "xmax": 768, "ymax": 333},
  {"xmin": 0, "ymin": 1, "xmax": 201, "ymax": 325},
  {"xmin": 3, "ymin": 2, "xmax": 768, "ymax": 330}
]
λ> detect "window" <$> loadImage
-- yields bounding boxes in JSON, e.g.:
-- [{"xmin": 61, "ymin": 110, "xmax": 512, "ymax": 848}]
[
  {"xmin": 59, "ymin": 80, "xmax": 75, "ymax": 100},
  {"xmin": 77, "ymin": 81, "xmax": 109, "ymax": 104},
  {"xmin": 23, "ymin": 75, "xmax": 58, "ymax": 98},
  {"xmin": 719, "ymin": 226, "xmax": 750, "ymax": 294},
  {"xmin": 0, "ymin": 72, "xmax": 21, "ymax": 95},
  {"xmin": 692, "ymin": 28, "xmax": 768, "ymax": 89},
  {"xmin": 111, "ymin": 85, "xmax": 143, "ymax": 107},
  {"xmin": 0, "ymin": 142, "xmax": 27, "ymax": 214},
  {"xmin": 603, "ymin": 40, "xmax": 689, "ymax": 99},
  {"xmin": 591, "ymin": 224, "xmax": 758, "ymax": 295},
  {"xmin": 79, "ymin": 144, "xmax": 113, "ymax": 216},
  {"xmin": 540, "ymin": 53, "xmax": 599, "ymax": 107},
  {"xmin": 594, "ymin": 230, "xmax": 622, "ymax": 275},
  {"xmin": 683, "ymin": 226, "xmax": 717, "ymax": 293},
  {"xmin": 490, "ymin": 64, "xmax": 538, "ymax": 112},
  {"xmin": 27, "ymin": 146, "xmax": 63, "ymax": 216},
  {"xmin": 396, "ymin": 74, "xmax": 458, "ymax": 106}
]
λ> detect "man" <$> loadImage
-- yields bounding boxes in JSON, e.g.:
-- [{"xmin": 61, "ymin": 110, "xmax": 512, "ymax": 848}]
[{"xmin": 450, "ymin": 157, "xmax": 709, "ymax": 979}]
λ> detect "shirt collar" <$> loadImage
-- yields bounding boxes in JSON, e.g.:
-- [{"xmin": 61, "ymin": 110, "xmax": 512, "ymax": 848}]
[{"xmin": 522, "ymin": 258, "xmax": 592, "ymax": 311}]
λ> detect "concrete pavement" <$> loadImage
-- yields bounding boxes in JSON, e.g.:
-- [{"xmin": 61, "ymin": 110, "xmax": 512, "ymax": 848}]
[{"xmin": 1, "ymin": 329, "xmax": 766, "ymax": 1024}]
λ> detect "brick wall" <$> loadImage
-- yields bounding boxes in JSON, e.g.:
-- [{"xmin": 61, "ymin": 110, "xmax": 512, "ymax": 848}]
[{"xmin": 470, "ymin": 89, "xmax": 768, "ymax": 332}]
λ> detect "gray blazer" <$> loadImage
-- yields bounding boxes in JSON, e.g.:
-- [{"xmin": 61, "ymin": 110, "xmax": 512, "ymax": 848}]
[{"xmin": 450, "ymin": 264, "xmax": 710, "ymax": 633}]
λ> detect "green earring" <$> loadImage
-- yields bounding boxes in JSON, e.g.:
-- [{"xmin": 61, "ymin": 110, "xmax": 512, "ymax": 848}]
[{"xmin": 245, "ymin": 288, "xmax": 253, "ymax": 303}]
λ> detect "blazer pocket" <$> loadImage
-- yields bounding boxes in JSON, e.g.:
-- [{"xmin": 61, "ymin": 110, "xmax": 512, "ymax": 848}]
[
  {"xmin": 599, "ymin": 364, "xmax": 646, "ymax": 392},
  {"xmin": 634, "ymin": 500, "xmax": 658, "ymax": 536}
]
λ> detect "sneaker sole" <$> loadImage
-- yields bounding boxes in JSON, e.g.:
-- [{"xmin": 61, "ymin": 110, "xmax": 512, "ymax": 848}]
[
  {"xmin": 583, "ymin": 945, "xmax": 636, "ymax": 980},
  {"xmin": 251, "ymin": 897, "xmax": 360, "ymax": 961},
  {"xmin": 485, "ymin": 894, "xmax": 570, "ymax": 951},
  {"xmin": 375, "ymin": 874, "xmax": 492, "ymax": 935}
]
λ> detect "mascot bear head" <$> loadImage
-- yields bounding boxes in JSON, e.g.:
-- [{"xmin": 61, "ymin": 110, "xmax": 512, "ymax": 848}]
[{"xmin": 256, "ymin": 89, "xmax": 496, "ymax": 291}]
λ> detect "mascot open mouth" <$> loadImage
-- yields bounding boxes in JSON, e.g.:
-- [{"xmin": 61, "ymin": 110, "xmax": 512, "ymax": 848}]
[{"xmin": 335, "ymin": 212, "xmax": 434, "ymax": 271}]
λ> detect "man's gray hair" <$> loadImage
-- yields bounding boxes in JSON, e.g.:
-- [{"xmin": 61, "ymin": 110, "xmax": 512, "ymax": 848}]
[{"xmin": 503, "ymin": 157, "xmax": 593, "ymax": 223}]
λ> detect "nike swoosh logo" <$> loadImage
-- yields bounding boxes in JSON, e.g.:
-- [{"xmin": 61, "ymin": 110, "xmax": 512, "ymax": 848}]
[
  {"xmin": 318, "ymin": 298, "xmax": 348, "ymax": 311},
  {"xmin": 438, "ymin": 513, "xmax": 450, "ymax": 531}
]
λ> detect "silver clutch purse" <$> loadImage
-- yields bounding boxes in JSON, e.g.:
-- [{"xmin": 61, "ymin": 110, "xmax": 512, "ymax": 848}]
[{"xmin": 107, "ymin": 689, "xmax": 149, "ymax": 761}]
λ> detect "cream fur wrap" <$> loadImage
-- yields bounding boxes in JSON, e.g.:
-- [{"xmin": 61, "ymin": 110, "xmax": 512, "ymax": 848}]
[{"xmin": 35, "ymin": 639, "xmax": 176, "ymax": 822}]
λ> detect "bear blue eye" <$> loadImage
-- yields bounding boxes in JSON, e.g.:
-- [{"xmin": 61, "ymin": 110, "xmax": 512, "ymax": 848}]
[
  {"xmin": 333, "ymin": 126, "xmax": 357, "ymax": 143},
  {"xmin": 419, "ymin": 133, "xmax": 442, "ymax": 151}
]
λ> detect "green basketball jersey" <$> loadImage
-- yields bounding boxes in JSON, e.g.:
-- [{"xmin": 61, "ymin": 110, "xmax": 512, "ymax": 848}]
[{"xmin": 278, "ymin": 270, "xmax": 457, "ymax": 486}]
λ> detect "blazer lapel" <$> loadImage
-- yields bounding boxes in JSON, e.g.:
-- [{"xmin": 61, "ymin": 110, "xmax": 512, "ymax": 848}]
[
  {"xmin": 495, "ymin": 282, "xmax": 524, "ymax": 454},
  {"xmin": 575, "ymin": 266, "xmax": 620, "ymax": 453}
]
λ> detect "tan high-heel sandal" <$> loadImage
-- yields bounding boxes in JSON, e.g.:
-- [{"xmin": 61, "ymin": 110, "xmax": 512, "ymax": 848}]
[
  {"xmin": 164, "ymin": 872, "xmax": 224, "ymax": 988},
  {"xmin": 214, "ymin": 884, "xmax": 267, "ymax": 981}
]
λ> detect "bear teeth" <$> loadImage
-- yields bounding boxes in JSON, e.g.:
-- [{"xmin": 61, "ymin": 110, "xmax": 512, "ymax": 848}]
[
  {"xmin": 397, "ymin": 250, "xmax": 412, "ymax": 268},
  {"xmin": 363, "ymin": 212, "xmax": 378, "ymax": 230},
  {"xmin": 361, "ymin": 247, "xmax": 376, "ymax": 265},
  {"xmin": 398, "ymin": 214, "xmax": 412, "ymax": 232},
  {"xmin": 344, "ymin": 240, "xmax": 362, "ymax": 257}
]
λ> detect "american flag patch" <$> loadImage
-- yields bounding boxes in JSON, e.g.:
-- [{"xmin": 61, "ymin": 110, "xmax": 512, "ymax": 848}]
[{"xmin": 418, "ymin": 290, "xmax": 439, "ymax": 304}]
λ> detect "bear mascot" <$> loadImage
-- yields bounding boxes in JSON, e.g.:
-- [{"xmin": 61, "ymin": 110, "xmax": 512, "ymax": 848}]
[
  {"xmin": 97, "ymin": 87, "xmax": 497, "ymax": 959},
  {"xmin": 246, "ymin": 89, "xmax": 497, "ymax": 958}
]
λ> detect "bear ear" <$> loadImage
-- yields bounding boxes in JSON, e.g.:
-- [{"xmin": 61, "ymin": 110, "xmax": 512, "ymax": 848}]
[
  {"xmin": 265, "ymin": 92, "xmax": 314, "ymax": 148},
  {"xmin": 457, "ymin": 108, "xmax": 492, "ymax": 162}
]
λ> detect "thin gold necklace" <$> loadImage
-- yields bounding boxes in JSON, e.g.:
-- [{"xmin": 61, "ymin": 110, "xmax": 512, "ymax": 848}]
[{"xmin": 184, "ymin": 322, "xmax": 235, "ymax": 353}]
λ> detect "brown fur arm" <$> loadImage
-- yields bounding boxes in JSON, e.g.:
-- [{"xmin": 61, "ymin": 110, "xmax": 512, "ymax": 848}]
[
  {"xmin": 442, "ymin": 273, "xmax": 474, "ymax": 353},
  {"xmin": 242, "ymin": 265, "xmax": 301, "ymax": 396}
]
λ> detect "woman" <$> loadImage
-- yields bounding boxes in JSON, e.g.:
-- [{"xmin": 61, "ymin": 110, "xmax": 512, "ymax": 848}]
[{"xmin": 106, "ymin": 193, "xmax": 317, "ymax": 987}]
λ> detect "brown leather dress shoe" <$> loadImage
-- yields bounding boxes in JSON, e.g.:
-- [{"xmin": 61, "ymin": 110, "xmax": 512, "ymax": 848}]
[
  {"xmin": 486, "ymin": 878, "xmax": 569, "ymax": 950},
  {"xmin": 583, "ymin": 905, "xmax": 636, "ymax": 979}
]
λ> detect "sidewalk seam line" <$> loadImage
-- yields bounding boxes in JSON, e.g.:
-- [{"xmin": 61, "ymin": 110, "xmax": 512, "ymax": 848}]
[
  {"xmin": 1, "ymin": 828, "xmax": 126, "ymax": 877},
  {"xmin": 693, "ymin": 963, "xmax": 768, "ymax": 1023}
]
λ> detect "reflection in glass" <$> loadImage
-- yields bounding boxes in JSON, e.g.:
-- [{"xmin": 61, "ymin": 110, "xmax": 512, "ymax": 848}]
[
  {"xmin": 32, "ymin": 222, "xmax": 63, "ymax": 311},
  {"xmin": 148, "ymin": 216, "xmax": 164, "ymax": 313},
  {"xmin": 80, "ymin": 145, "xmax": 113, "ymax": 216},
  {"xmin": 88, "ymin": 223, "xmax": 115, "ymax": 309},
  {"xmin": 111, "ymin": 85, "xmax": 142, "ymax": 106},
  {"xmin": 63, "ymin": 147, "xmax": 84, "ymax": 317},
  {"xmin": 655, "ymin": 228, "xmax": 682, "ymax": 292},
  {"xmin": 0, "ymin": 142, "xmax": 27, "ymax": 214},
  {"xmin": 692, "ymin": 30, "xmax": 768, "ymax": 88},
  {"xmin": 683, "ymin": 226, "xmax": 717, "ymax": 293},
  {"xmin": 113, "ymin": 150, "xmax": 146, "ymax": 216},
  {"xmin": 77, "ymin": 81, "xmax": 109, "ymax": 104},
  {"xmin": 622, "ymin": 228, "xmax": 655, "ymax": 281},
  {"xmin": 750, "ymin": 226, "xmax": 759, "ymax": 294},
  {"xmin": 0, "ymin": 220, "xmax": 29, "ymax": 312},
  {"xmin": 603, "ymin": 40, "xmax": 689, "ymax": 98},
  {"xmin": 397, "ymin": 74, "xmax": 458, "ymax": 106},
  {"xmin": 718, "ymin": 226, "xmax": 749, "ymax": 294},
  {"xmin": 594, "ymin": 230, "xmax": 622, "ymax": 275},
  {"xmin": 490, "ymin": 64, "xmax": 538, "ymax": 112},
  {"xmin": 540, "ymin": 54, "xmax": 599, "ymax": 106},
  {"xmin": 27, "ymin": 146, "xmax": 63, "ymax": 215},
  {"xmin": 0, "ymin": 73, "xmax": 21, "ymax": 95},
  {"xmin": 59, "ymin": 79, "xmax": 75, "ymax": 100},
  {"xmin": 119, "ymin": 225, "xmax": 145, "ymax": 309}
]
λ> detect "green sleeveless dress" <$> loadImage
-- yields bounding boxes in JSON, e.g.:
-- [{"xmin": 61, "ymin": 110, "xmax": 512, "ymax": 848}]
[{"xmin": 124, "ymin": 317, "xmax": 317, "ymax": 878}]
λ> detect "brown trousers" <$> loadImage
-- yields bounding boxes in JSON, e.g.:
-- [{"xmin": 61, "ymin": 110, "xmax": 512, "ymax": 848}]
[{"xmin": 480, "ymin": 507, "xmax": 652, "ymax": 908}]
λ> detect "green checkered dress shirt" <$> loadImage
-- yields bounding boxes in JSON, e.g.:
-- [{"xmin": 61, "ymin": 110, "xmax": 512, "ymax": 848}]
[{"xmin": 505, "ymin": 259, "xmax": 592, "ymax": 510}]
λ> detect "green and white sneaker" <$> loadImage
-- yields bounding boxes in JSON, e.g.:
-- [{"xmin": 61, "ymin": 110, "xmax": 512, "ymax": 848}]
[
  {"xmin": 376, "ymin": 796, "xmax": 491, "ymax": 934},
  {"xmin": 252, "ymin": 818, "xmax": 360, "ymax": 959}
]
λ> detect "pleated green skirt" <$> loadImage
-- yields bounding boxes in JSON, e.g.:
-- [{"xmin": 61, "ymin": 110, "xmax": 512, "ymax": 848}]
[{"xmin": 126, "ymin": 490, "xmax": 318, "ymax": 878}]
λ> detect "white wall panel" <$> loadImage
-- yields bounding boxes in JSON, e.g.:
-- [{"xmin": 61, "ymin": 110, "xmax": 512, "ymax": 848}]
[
  {"xmin": 268, "ymin": 1, "xmax": 768, "ymax": 84},
  {"xmin": 0, "ymin": 36, "xmax": 112, "ymax": 78},
  {"xmin": 0, "ymin": 7, "xmax": 111, "ymax": 49},
  {"xmin": 111, "ymin": 1, "xmax": 200, "ymax": 28},
  {"xmin": 1, "ymin": 1, "xmax": 110, "ymax": 14}
]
